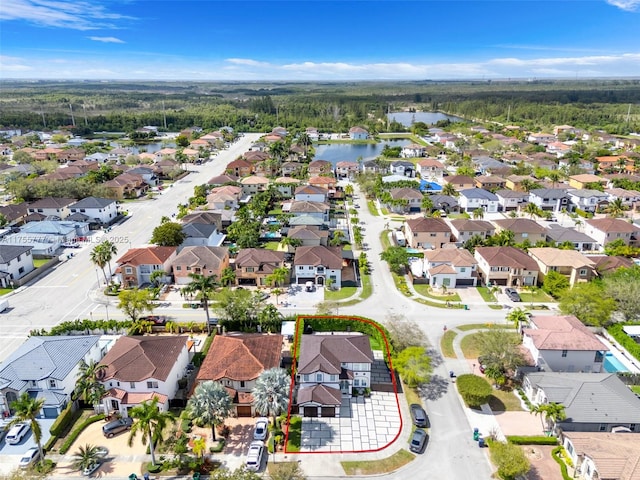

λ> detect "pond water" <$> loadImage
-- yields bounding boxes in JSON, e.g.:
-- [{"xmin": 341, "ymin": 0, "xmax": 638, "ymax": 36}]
[
  {"xmin": 314, "ymin": 138, "xmax": 412, "ymax": 165},
  {"xmin": 387, "ymin": 111, "xmax": 463, "ymax": 127}
]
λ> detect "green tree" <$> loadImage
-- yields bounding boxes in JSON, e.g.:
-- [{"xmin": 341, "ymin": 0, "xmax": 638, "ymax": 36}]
[
  {"xmin": 394, "ymin": 346, "xmax": 432, "ymax": 388},
  {"xmin": 607, "ymin": 198, "xmax": 626, "ymax": 218},
  {"xmin": 489, "ymin": 441, "xmax": 530, "ymax": 479},
  {"xmin": 421, "ymin": 195, "xmax": 433, "ymax": 214},
  {"xmin": 117, "ymin": 288, "xmax": 155, "ymax": 322},
  {"xmin": 559, "ymin": 282, "xmax": 616, "ymax": 326},
  {"xmin": 213, "ymin": 288, "xmax": 257, "ymax": 330},
  {"xmin": 472, "ymin": 208, "xmax": 484, "ymax": 219},
  {"xmin": 220, "ymin": 267, "xmax": 236, "ymax": 287},
  {"xmin": 441, "ymin": 183, "xmax": 458, "ymax": 197},
  {"xmin": 185, "ymin": 381, "xmax": 233, "ymax": 441},
  {"xmin": 90, "ymin": 240, "xmax": 118, "ymax": 284},
  {"xmin": 75, "ymin": 359, "xmax": 106, "ymax": 412},
  {"xmin": 380, "ymin": 246, "xmax": 410, "ymax": 275},
  {"xmin": 265, "ymin": 267, "xmax": 289, "ymax": 288},
  {"xmin": 329, "ymin": 230, "xmax": 345, "ymax": 247},
  {"xmin": 150, "ymin": 221, "xmax": 186, "ymax": 246},
  {"xmin": 506, "ymin": 308, "xmax": 529, "ymax": 327},
  {"xmin": 455, "ymin": 374, "xmax": 492, "ymax": 407},
  {"xmin": 475, "ymin": 329, "xmax": 526, "ymax": 379},
  {"xmin": 523, "ymin": 203, "xmax": 542, "ymax": 219},
  {"xmin": 149, "ymin": 270, "xmax": 166, "ymax": 287},
  {"xmin": 71, "ymin": 444, "xmax": 101, "ymax": 472},
  {"xmin": 541, "ymin": 270, "xmax": 570, "ymax": 298},
  {"xmin": 252, "ymin": 368, "xmax": 290, "ymax": 427},
  {"xmin": 531, "ymin": 402, "xmax": 566, "ymax": 432},
  {"xmin": 182, "ymin": 273, "xmax": 218, "ymax": 334},
  {"xmin": 10, "ymin": 393, "xmax": 45, "ymax": 466},
  {"xmin": 127, "ymin": 397, "xmax": 175, "ymax": 466},
  {"xmin": 268, "ymin": 461, "xmax": 307, "ymax": 480},
  {"xmin": 603, "ymin": 265, "xmax": 640, "ymax": 321}
]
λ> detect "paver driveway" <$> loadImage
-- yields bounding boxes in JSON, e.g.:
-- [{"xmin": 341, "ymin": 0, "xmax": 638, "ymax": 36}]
[{"xmin": 300, "ymin": 391, "xmax": 401, "ymax": 452}]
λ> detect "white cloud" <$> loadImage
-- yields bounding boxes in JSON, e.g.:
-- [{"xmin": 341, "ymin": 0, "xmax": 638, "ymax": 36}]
[
  {"xmin": 0, "ymin": 0, "xmax": 133, "ymax": 30},
  {"xmin": 226, "ymin": 58, "xmax": 271, "ymax": 67},
  {"xmin": 606, "ymin": 0, "xmax": 640, "ymax": 11},
  {"xmin": 88, "ymin": 36, "xmax": 124, "ymax": 44}
]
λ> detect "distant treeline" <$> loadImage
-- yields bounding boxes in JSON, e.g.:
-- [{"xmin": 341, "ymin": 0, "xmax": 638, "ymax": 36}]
[{"xmin": 1, "ymin": 80, "xmax": 639, "ymax": 134}]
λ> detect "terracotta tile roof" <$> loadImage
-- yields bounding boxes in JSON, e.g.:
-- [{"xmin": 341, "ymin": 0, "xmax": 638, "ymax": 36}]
[
  {"xmin": 586, "ymin": 218, "xmax": 640, "ymax": 233},
  {"xmin": 275, "ymin": 176, "xmax": 301, "ymax": 184},
  {"xmin": 116, "ymin": 246, "xmax": 176, "ymax": 267},
  {"xmin": 475, "ymin": 246, "xmax": 539, "ymax": 270},
  {"xmin": 586, "ymin": 255, "xmax": 634, "ymax": 273},
  {"xmin": 207, "ymin": 174, "xmax": 238, "ymax": 185},
  {"xmin": 99, "ymin": 336, "xmax": 188, "ymax": 382},
  {"xmin": 294, "ymin": 185, "xmax": 328, "ymax": 196},
  {"xmin": 240, "ymin": 175, "xmax": 269, "ymax": 185},
  {"xmin": 196, "ymin": 333, "xmax": 283, "ymax": 382},
  {"xmin": 297, "ymin": 334, "xmax": 373, "ymax": 375},
  {"xmin": 28, "ymin": 197, "xmax": 76, "ymax": 209},
  {"xmin": 450, "ymin": 219, "xmax": 495, "ymax": 233},
  {"xmin": 171, "ymin": 246, "xmax": 229, "ymax": 270},
  {"xmin": 235, "ymin": 248, "xmax": 285, "ymax": 268},
  {"xmin": 429, "ymin": 264, "xmax": 457, "ymax": 275},
  {"xmin": 105, "ymin": 388, "xmax": 168, "ymax": 406},
  {"xmin": 444, "ymin": 175, "xmax": 474, "ymax": 185},
  {"xmin": 309, "ymin": 176, "xmax": 335, "ymax": 185},
  {"xmin": 289, "ymin": 200, "xmax": 330, "ymax": 213},
  {"xmin": 562, "ymin": 432, "xmax": 640, "ymax": 480},
  {"xmin": 293, "ymin": 245, "xmax": 342, "ymax": 269},
  {"xmin": 524, "ymin": 315, "xmax": 607, "ymax": 351},
  {"xmin": 406, "ymin": 217, "xmax": 451, "ymax": 233},
  {"xmin": 288, "ymin": 225, "xmax": 329, "ymax": 241},
  {"xmin": 390, "ymin": 187, "xmax": 423, "ymax": 200},
  {"xmin": 417, "ymin": 158, "xmax": 444, "ymax": 168}
]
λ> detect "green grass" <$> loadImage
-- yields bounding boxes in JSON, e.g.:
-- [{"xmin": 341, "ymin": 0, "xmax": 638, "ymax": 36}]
[
  {"xmin": 360, "ymin": 274, "xmax": 372, "ymax": 299},
  {"xmin": 391, "ymin": 272, "xmax": 412, "ymax": 297},
  {"xmin": 441, "ymin": 330, "xmax": 458, "ymax": 358},
  {"xmin": 457, "ymin": 323, "xmax": 514, "ymax": 331},
  {"xmin": 369, "ymin": 336, "xmax": 383, "ymax": 351},
  {"xmin": 33, "ymin": 258, "xmax": 50, "ymax": 268},
  {"xmin": 631, "ymin": 386, "xmax": 640, "ymax": 394},
  {"xmin": 402, "ymin": 381, "xmax": 423, "ymax": 409},
  {"xmin": 285, "ymin": 416, "xmax": 302, "ymax": 453},
  {"xmin": 380, "ymin": 230, "xmax": 392, "ymax": 249},
  {"xmin": 414, "ymin": 298, "xmax": 463, "ymax": 309},
  {"xmin": 519, "ymin": 289, "xmax": 554, "ymax": 303},
  {"xmin": 0, "ymin": 288, "xmax": 12, "ymax": 296},
  {"xmin": 381, "ymin": 207, "xmax": 390, "ymax": 215},
  {"xmin": 263, "ymin": 241, "xmax": 281, "ymax": 251},
  {"xmin": 325, "ymin": 286, "xmax": 357, "ymax": 301},
  {"xmin": 341, "ymin": 449, "xmax": 415, "ymax": 475},
  {"xmin": 447, "ymin": 212, "xmax": 471, "ymax": 219},
  {"xmin": 367, "ymin": 200, "xmax": 379, "ymax": 216},
  {"xmin": 476, "ymin": 286, "xmax": 498, "ymax": 303},
  {"xmin": 413, "ymin": 284, "xmax": 461, "ymax": 302},
  {"xmin": 378, "ymin": 133, "xmax": 429, "ymax": 146},
  {"xmin": 460, "ymin": 333, "xmax": 483, "ymax": 359},
  {"xmin": 488, "ymin": 390, "xmax": 524, "ymax": 412}
]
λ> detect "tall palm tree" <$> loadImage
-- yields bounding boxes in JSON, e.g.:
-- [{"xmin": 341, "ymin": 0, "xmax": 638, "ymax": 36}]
[
  {"xmin": 441, "ymin": 183, "xmax": 458, "ymax": 197},
  {"xmin": 75, "ymin": 359, "xmax": 107, "ymax": 412},
  {"xmin": 127, "ymin": 397, "xmax": 174, "ymax": 466},
  {"xmin": 506, "ymin": 308, "xmax": 529, "ymax": 328},
  {"xmin": 329, "ymin": 230, "xmax": 345, "ymax": 247},
  {"xmin": 531, "ymin": 402, "xmax": 566, "ymax": 433},
  {"xmin": 523, "ymin": 202, "xmax": 542, "ymax": 219},
  {"xmin": 252, "ymin": 368, "xmax": 291, "ymax": 427},
  {"xmin": 71, "ymin": 444, "xmax": 102, "ymax": 471},
  {"xmin": 266, "ymin": 266, "xmax": 289, "ymax": 288},
  {"xmin": 421, "ymin": 195, "xmax": 434, "ymax": 215},
  {"xmin": 100, "ymin": 240, "xmax": 118, "ymax": 280},
  {"xmin": 90, "ymin": 244, "xmax": 109, "ymax": 284},
  {"xmin": 296, "ymin": 133, "xmax": 312, "ymax": 158},
  {"xmin": 182, "ymin": 273, "xmax": 218, "ymax": 334},
  {"xmin": 219, "ymin": 267, "xmax": 236, "ymax": 287},
  {"xmin": 10, "ymin": 393, "xmax": 45, "ymax": 466},
  {"xmin": 608, "ymin": 198, "xmax": 626, "ymax": 218},
  {"xmin": 344, "ymin": 184, "xmax": 354, "ymax": 197},
  {"xmin": 472, "ymin": 208, "xmax": 484, "ymax": 219},
  {"xmin": 185, "ymin": 381, "xmax": 232, "ymax": 441}
]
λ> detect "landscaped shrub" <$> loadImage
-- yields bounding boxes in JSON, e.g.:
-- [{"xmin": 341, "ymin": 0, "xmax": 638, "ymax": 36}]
[
  {"xmin": 59, "ymin": 414, "xmax": 105, "ymax": 454},
  {"xmin": 516, "ymin": 388, "xmax": 534, "ymax": 411},
  {"xmin": 552, "ymin": 446, "xmax": 573, "ymax": 480},
  {"xmin": 489, "ymin": 440, "xmax": 531, "ymax": 479},
  {"xmin": 607, "ymin": 323, "xmax": 640, "ymax": 363},
  {"xmin": 456, "ymin": 374, "xmax": 493, "ymax": 408},
  {"xmin": 49, "ymin": 403, "xmax": 78, "ymax": 437},
  {"xmin": 506, "ymin": 435, "xmax": 558, "ymax": 445},
  {"xmin": 147, "ymin": 462, "xmax": 163, "ymax": 474}
]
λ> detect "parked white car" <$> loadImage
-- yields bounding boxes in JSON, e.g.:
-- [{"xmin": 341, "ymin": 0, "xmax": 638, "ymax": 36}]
[
  {"xmin": 19, "ymin": 447, "xmax": 39, "ymax": 468},
  {"xmin": 253, "ymin": 417, "xmax": 269, "ymax": 441},
  {"xmin": 6, "ymin": 423, "xmax": 30, "ymax": 445},
  {"xmin": 245, "ymin": 440, "xmax": 264, "ymax": 472}
]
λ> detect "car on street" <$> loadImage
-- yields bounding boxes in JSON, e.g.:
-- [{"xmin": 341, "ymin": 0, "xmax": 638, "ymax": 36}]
[
  {"xmin": 6, "ymin": 423, "xmax": 30, "ymax": 445},
  {"xmin": 19, "ymin": 447, "xmax": 40, "ymax": 468},
  {"xmin": 139, "ymin": 315, "xmax": 167, "ymax": 325},
  {"xmin": 253, "ymin": 417, "xmax": 269, "ymax": 441},
  {"xmin": 245, "ymin": 440, "xmax": 264, "ymax": 472},
  {"xmin": 62, "ymin": 242, "xmax": 81, "ymax": 248},
  {"xmin": 83, "ymin": 460, "xmax": 102, "ymax": 476},
  {"xmin": 504, "ymin": 288, "xmax": 521, "ymax": 302},
  {"xmin": 410, "ymin": 404, "xmax": 428, "ymax": 428},
  {"xmin": 409, "ymin": 429, "xmax": 428, "ymax": 453},
  {"xmin": 102, "ymin": 417, "xmax": 133, "ymax": 438}
]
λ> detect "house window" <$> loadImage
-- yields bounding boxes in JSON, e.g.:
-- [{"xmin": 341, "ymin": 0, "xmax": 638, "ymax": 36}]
[
  {"xmin": 18, "ymin": 267, "xmax": 24, "ymax": 274},
  {"xmin": 186, "ymin": 266, "xmax": 191, "ymax": 271},
  {"xmin": 240, "ymin": 381, "xmax": 245, "ymax": 388},
  {"xmin": 31, "ymin": 380, "xmax": 37, "ymax": 387},
  {"xmin": 303, "ymin": 375, "xmax": 310, "ymax": 382},
  {"xmin": 562, "ymin": 350, "xmax": 568, "ymax": 358},
  {"xmin": 316, "ymin": 373, "xmax": 322, "ymax": 382},
  {"xmin": 125, "ymin": 267, "xmax": 133, "ymax": 274},
  {"xmin": 246, "ymin": 267, "xmax": 254, "ymax": 273},
  {"xmin": 354, "ymin": 379, "xmax": 360, "ymax": 387},
  {"xmin": 176, "ymin": 266, "xmax": 181, "ymax": 271},
  {"xmin": 460, "ymin": 267, "xmax": 466, "ymax": 273},
  {"xmin": 329, "ymin": 375, "xmax": 337, "ymax": 382},
  {"xmin": 430, "ymin": 233, "xmax": 436, "ymax": 237},
  {"xmin": 49, "ymin": 379, "xmax": 57, "ymax": 389},
  {"xmin": 599, "ymin": 424, "xmax": 606, "ymax": 431},
  {"xmin": 146, "ymin": 381, "xmax": 158, "ymax": 389},
  {"xmin": 130, "ymin": 382, "xmax": 136, "ymax": 389},
  {"xmin": 594, "ymin": 351, "xmax": 604, "ymax": 363},
  {"xmin": 579, "ymin": 269, "xmax": 587, "ymax": 276}
]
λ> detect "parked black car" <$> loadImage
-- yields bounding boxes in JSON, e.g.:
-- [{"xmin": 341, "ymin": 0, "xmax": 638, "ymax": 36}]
[
  {"xmin": 410, "ymin": 404, "xmax": 429, "ymax": 428},
  {"xmin": 504, "ymin": 288, "xmax": 521, "ymax": 302},
  {"xmin": 409, "ymin": 428, "xmax": 428, "ymax": 453}
]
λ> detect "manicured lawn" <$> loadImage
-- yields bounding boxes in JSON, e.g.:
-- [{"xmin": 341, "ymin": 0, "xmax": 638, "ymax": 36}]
[
  {"xmin": 325, "ymin": 286, "xmax": 357, "ymax": 301},
  {"xmin": 414, "ymin": 284, "xmax": 461, "ymax": 302},
  {"xmin": 441, "ymin": 330, "xmax": 458, "ymax": 358},
  {"xmin": 33, "ymin": 258, "xmax": 50, "ymax": 268},
  {"xmin": 488, "ymin": 390, "xmax": 524, "ymax": 412},
  {"xmin": 631, "ymin": 386, "xmax": 640, "ymax": 395},
  {"xmin": 380, "ymin": 231, "xmax": 392, "ymax": 250},
  {"xmin": 360, "ymin": 275, "xmax": 372, "ymax": 299},
  {"xmin": 285, "ymin": 416, "xmax": 302, "ymax": 453},
  {"xmin": 263, "ymin": 241, "xmax": 280, "ymax": 251},
  {"xmin": 367, "ymin": 200, "xmax": 379, "ymax": 216},
  {"xmin": 341, "ymin": 449, "xmax": 415, "ymax": 475},
  {"xmin": 519, "ymin": 289, "xmax": 554, "ymax": 303},
  {"xmin": 476, "ymin": 286, "xmax": 497, "ymax": 303},
  {"xmin": 0, "ymin": 288, "xmax": 12, "ymax": 296},
  {"xmin": 391, "ymin": 272, "xmax": 412, "ymax": 297},
  {"xmin": 447, "ymin": 213, "xmax": 470, "ymax": 219},
  {"xmin": 460, "ymin": 333, "xmax": 483, "ymax": 359},
  {"xmin": 402, "ymin": 381, "xmax": 423, "ymax": 407},
  {"xmin": 414, "ymin": 298, "xmax": 462, "ymax": 309},
  {"xmin": 457, "ymin": 323, "xmax": 514, "ymax": 331}
]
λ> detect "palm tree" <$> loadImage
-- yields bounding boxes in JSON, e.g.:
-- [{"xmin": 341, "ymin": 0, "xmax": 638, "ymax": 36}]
[
  {"xmin": 547, "ymin": 171, "xmax": 561, "ymax": 188},
  {"xmin": 472, "ymin": 208, "xmax": 484, "ymax": 219},
  {"xmin": 75, "ymin": 359, "xmax": 107, "ymax": 412},
  {"xmin": 90, "ymin": 244, "xmax": 109, "ymax": 284},
  {"xmin": 608, "ymin": 198, "xmax": 626, "ymax": 218},
  {"xmin": 441, "ymin": 183, "xmax": 458, "ymax": 197},
  {"xmin": 506, "ymin": 308, "xmax": 529, "ymax": 328},
  {"xmin": 329, "ymin": 230, "xmax": 345, "ymax": 247},
  {"xmin": 10, "ymin": 393, "xmax": 45, "ymax": 466},
  {"xmin": 531, "ymin": 402, "xmax": 566, "ymax": 433},
  {"xmin": 182, "ymin": 273, "xmax": 218, "ymax": 334},
  {"xmin": 71, "ymin": 444, "xmax": 101, "ymax": 471},
  {"xmin": 185, "ymin": 381, "xmax": 233, "ymax": 441},
  {"xmin": 520, "ymin": 179, "xmax": 541, "ymax": 193},
  {"xmin": 494, "ymin": 229, "xmax": 515, "ymax": 246},
  {"xmin": 523, "ymin": 202, "xmax": 542, "ymax": 219},
  {"xmin": 296, "ymin": 132, "xmax": 312, "ymax": 158},
  {"xmin": 266, "ymin": 266, "xmax": 289, "ymax": 288},
  {"xmin": 421, "ymin": 195, "xmax": 434, "ymax": 215},
  {"xmin": 344, "ymin": 184, "xmax": 354, "ymax": 197},
  {"xmin": 92, "ymin": 240, "xmax": 118, "ymax": 282},
  {"xmin": 219, "ymin": 267, "xmax": 236, "ymax": 287},
  {"xmin": 271, "ymin": 287, "xmax": 283, "ymax": 305},
  {"xmin": 128, "ymin": 397, "xmax": 175, "ymax": 466},
  {"xmin": 252, "ymin": 368, "xmax": 291, "ymax": 427}
]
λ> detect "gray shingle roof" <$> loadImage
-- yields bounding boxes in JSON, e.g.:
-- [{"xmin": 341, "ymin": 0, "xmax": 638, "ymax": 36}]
[
  {"xmin": 0, "ymin": 245, "xmax": 32, "ymax": 264},
  {"xmin": 459, "ymin": 189, "xmax": 498, "ymax": 200},
  {"xmin": 70, "ymin": 197, "xmax": 116, "ymax": 209}
]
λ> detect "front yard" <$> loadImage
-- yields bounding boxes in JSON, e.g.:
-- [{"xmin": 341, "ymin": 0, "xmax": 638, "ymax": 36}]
[
  {"xmin": 341, "ymin": 449, "xmax": 415, "ymax": 475},
  {"xmin": 518, "ymin": 289, "xmax": 554, "ymax": 303}
]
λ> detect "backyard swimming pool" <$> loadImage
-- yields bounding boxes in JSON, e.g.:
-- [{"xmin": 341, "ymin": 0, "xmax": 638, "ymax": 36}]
[{"xmin": 604, "ymin": 352, "xmax": 629, "ymax": 373}]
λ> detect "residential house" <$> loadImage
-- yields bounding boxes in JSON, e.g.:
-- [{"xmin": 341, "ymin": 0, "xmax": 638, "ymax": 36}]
[
  {"xmin": 127, "ymin": 166, "xmax": 158, "ymax": 186},
  {"xmin": 443, "ymin": 175, "xmax": 475, "ymax": 191},
  {"xmin": 493, "ymin": 218, "xmax": 547, "ymax": 244},
  {"xmin": 287, "ymin": 225, "xmax": 329, "ymax": 247},
  {"xmin": 387, "ymin": 188, "xmax": 423, "ymax": 213},
  {"xmin": 115, "ymin": 246, "xmax": 176, "ymax": 288},
  {"xmin": 495, "ymin": 189, "xmax": 529, "ymax": 212},
  {"xmin": 100, "ymin": 336, "xmax": 190, "ymax": 415},
  {"xmin": 389, "ymin": 161, "xmax": 415, "ymax": 178},
  {"xmin": 181, "ymin": 223, "xmax": 226, "ymax": 249},
  {"xmin": 546, "ymin": 142, "xmax": 572, "ymax": 158},
  {"xmin": 68, "ymin": 197, "xmax": 118, "ymax": 226},
  {"xmin": 505, "ymin": 175, "xmax": 538, "ymax": 192},
  {"xmin": 584, "ymin": 218, "xmax": 640, "ymax": 249},
  {"xmin": 308, "ymin": 176, "xmax": 336, "ymax": 191},
  {"xmin": 527, "ymin": 248, "xmax": 595, "ymax": 286},
  {"xmin": 281, "ymin": 161, "xmax": 302, "ymax": 177},
  {"xmin": 273, "ymin": 177, "xmax": 300, "ymax": 198},
  {"xmin": 529, "ymin": 188, "xmax": 570, "ymax": 212},
  {"xmin": 449, "ymin": 219, "xmax": 496, "ymax": 243},
  {"xmin": 335, "ymin": 161, "xmax": 359, "ymax": 180},
  {"xmin": 569, "ymin": 174, "xmax": 607, "ymax": 190},
  {"xmin": 104, "ymin": 173, "xmax": 148, "ymax": 199},
  {"xmin": 474, "ymin": 175, "xmax": 506, "ymax": 191},
  {"xmin": 586, "ymin": 254, "xmax": 634, "ymax": 274},
  {"xmin": 239, "ymin": 176, "xmax": 270, "ymax": 196},
  {"xmin": 234, "ymin": 248, "xmax": 286, "ymax": 287},
  {"xmin": 401, "ymin": 144, "xmax": 426, "ymax": 158},
  {"xmin": 170, "ymin": 246, "xmax": 230, "ymax": 285},
  {"xmin": 416, "ymin": 158, "xmax": 445, "ymax": 180},
  {"xmin": 206, "ymin": 185, "xmax": 242, "ymax": 210},
  {"xmin": 1, "ymin": 221, "xmax": 80, "ymax": 257},
  {"xmin": 562, "ymin": 432, "xmax": 640, "ymax": 480},
  {"xmin": 458, "ymin": 189, "xmax": 499, "ymax": 213},
  {"xmin": 0, "ymin": 203, "xmax": 28, "ymax": 226},
  {"xmin": 430, "ymin": 195, "xmax": 460, "ymax": 213},
  {"xmin": 27, "ymin": 197, "xmax": 76, "ymax": 220},
  {"xmin": 361, "ymin": 160, "xmax": 388, "ymax": 174},
  {"xmin": 596, "ymin": 155, "xmax": 634, "ymax": 174},
  {"xmin": 545, "ymin": 225, "xmax": 597, "ymax": 251},
  {"xmin": 195, "ymin": 333, "xmax": 283, "ymax": 416},
  {"xmin": 294, "ymin": 185, "xmax": 329, "ymax": 203},
  {"xmin": 0, "ymin": 335, "xmax": 104, "ymax": 417},
  {"xmin": 308, "ymin": 160, "xmax": 333, "ymax": 176},
  {"xmin": 521, "ymin": 315, "xmax": 607, "ymax": 373},
  {"xmin": 293, "ymin": 245, "xmax": 343, "ymax": 288},
  {"xmin": 527, "ymin": 133, "xmax": 556, "ymax": 145},
  {"xmin": 348, "ymin": 127, "xmax": 369, "ymax": 140},
  {"xmin": 566, "ymin": 189, "xmax": 609, "ymax": 213},
  {"xmin": 296, "ymin": 333, "xmax": 374, "ymax": 417},
  {"xmin": 288, "ymin": 201, "xmax": 330, "ymax": 223},
  {"xmin": 522, "ymin": 372, "xmax": 640, "ymax": 432},
  {"xmin": 0, "ymin": 245, "xmax": 34, "ymax": 287},
  {"xmin": 84, "ymin": 152, "xmax": 109, "ymax": 163},
  {"xmin": 226, "ymin": 159, "xmax": 254, "ymax": 177},
  {"xmin": 182, "ymin": 211, "xmax": 222, "ymax": 232},
  {"xmin": 473, "ymin": 156, "xmax": 508, "ymax": 175},
  {"xmin": 404, "ymin": 217, "xmax": 452, "ymax": 249},
  {"xmin": 423, "ymin": 248, "xmax": 478, "ymax": 288},
  {"xmin": 305, "ymin": 127, "xmax": 320, "ymax": 141},
  {"xmin": 474, "ymin": 246, "xmax": 539, "ymax": 286},
  {"xmin": 207, "ymin": 174, "xmax": 238, "ymax": 186},
  {"xmin": 553, "ymin": 125, "xmax": 578, "ymax": 136},
  {"xmin": 605, "ymin": 188, "xmax": 640, "ymax": 209}
]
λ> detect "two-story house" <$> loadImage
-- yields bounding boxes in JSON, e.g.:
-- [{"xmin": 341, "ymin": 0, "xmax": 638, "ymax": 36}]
[
  {"xmin": 474, "ymin": 175, "xmax": 506, "ymax": 191},
  {"xmin": 529, "ymin": 188, "xmax": 570, "ymax": 212},
  {"xmin": 181, "ymin": 223, "xmax": 226, "ymax": 249},
  {"xmin": 562, "ymin": 432, "xmax": 640, "ymax": 480},
  {"xmin": 389, "ymin": 161, "xmax": 415, "ymax": 178},
  {"xmin": 296, "ymin": 333, "xmax": 374, "ymax": 417},
  {"xmin": 449, "ymin": 219, "xmax": 496, "ymax": 243},
  {"xmin": 288, "ymin": 200, "xmax": 330, "ymax": 223},
  {"xmin": 545, "ymin": 225, "xmax": 597, "ymax": 252},
  {"xmin": 527, "ymin": 248, "xmax": 595, "ymax": 286},
  {"xmin": 458, "ymin": 189, "xmax": 499, "ymax": 213},
  {"xmin": 0, "ymin": 245, "xmax": 35, "ymax": 287},
  {"xmin": 401, "ymin": 144, "xmax": 426, "ymax": 158},
  {"xmin": 404, "ymin": 217, "xmax": 452, "ymax": 249},
  {"xmin": 423, "ymin": 248, "xmax": 478, "ymax": 288},
  {"xmin": 493, "ymin": 218, "xmax": 547, "ymax": 244},
  {"xmin": 27, "ymin": 197, "xmax": 76, "ymax": 220},
  {"xmin": 348, "ymin": 127, "xmax": 369, "ymax": 140},
  {"xmin": 416, "ymin": 158, "xmax": 445, "ymax": 180},
  {"xmin": 474, "ymin": 246, "xmax": 539, "ymax": 287},
  {"xmin": 115, "ymin": 246, "xmax": 177, "ymax": 288},
  {"xmin": 566, "ymin": 189, "xmax": 609, "ymax": 213},
  {"xmin": 206, "ymin": 185, "xmax": 242, "ymax": 210},
  {"xmin": 287, "ymin": 225, "xmax": 329, "ymax": 247},
  {"xmin": 521, "ymin": 315, "xmax": 608, "ymax": 373},
  {"xmin": 443, "ymin": 175, "xmax": 475, "ymax": 191},
  {"xmin": 240, "ymin": 176, "xmax": 270, "ymax": 196},
  {"xmin": 605, "ymin": 187, "xmax": 640, "ymax": 209},
  {"xmin": 99, "ymin": 335, "xmax": 190, "ymax": 415},
  {"xmin": 568, "ymin": 174, "xmax": 607, "ymax": 190},
  {"xmin": 584, "ymin": 218, "xmax": 640, "ymax": 249},
  {"xmin": 308, "ymin": 160, "xmax": 333, "ymax": 176},
  {"xmin": 0, "ymin": 336, "xmax": 103, "ymax": 417},
  {"xmin": 387, "ymin": 188, "xmax": 423, "ymax": 213},
  {"xmin": 294, "ymin": 185, "xmax": 329, "ymax": 203},
  {"xmin": 67, "ymin": 197, "xmax": 118, "ymax": 226},
  {"xmin": 234, "ymin": 248, "xmax": 287, "ymax": 287},
  {"xmin": 335, "ymin": 161, "xmax": 359, "ymax": 180},
  {"xmin": 495, "ymin": 189, "xmax": 529, "ymax": 212},
  {"xmin": 293, "ymin": 245, "xmax": 343, "ymax": 288},
  {"xmin": 196, "ymin": 333, "xmax": 283, "ymax": 417},
  {"xmin": 170, "ymin": 246, "xmax": 230, "ymax": 285}
]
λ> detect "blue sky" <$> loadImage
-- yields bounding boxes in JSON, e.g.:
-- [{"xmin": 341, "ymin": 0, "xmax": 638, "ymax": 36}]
[{"xmin": 1, "ymin": 0, "xmax": 639, "ymax": 80}]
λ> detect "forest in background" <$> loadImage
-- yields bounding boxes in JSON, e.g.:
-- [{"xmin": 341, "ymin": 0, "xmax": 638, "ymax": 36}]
[{"xmin": 1, "ymin": 79, "xmax": 639, "ymax": 134}]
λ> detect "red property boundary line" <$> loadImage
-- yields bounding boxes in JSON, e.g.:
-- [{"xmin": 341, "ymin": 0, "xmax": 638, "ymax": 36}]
[{"xmin": 284, "ymin": 315, "xmax": 403, "ymax": 454}]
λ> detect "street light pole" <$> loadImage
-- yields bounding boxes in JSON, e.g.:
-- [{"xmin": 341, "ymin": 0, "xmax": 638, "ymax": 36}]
[{"xmin": 105, "ymin": 304, "xmax": 110, "ymax": 322}]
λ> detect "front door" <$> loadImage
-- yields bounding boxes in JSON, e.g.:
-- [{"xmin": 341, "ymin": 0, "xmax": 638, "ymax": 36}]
[{"xmin": 340, "ymin": 380, "xmax": 350, "ymax": 395}]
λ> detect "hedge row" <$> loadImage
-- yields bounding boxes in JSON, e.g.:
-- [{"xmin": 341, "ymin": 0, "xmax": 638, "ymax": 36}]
[
  {"xmin": 507, "ymin": 435, "xmax": 558, "ymax": 445},
  {"xmin": 59, "ymin": 414, "xmax": 105, "ymax": 454},
  {"xmin": 552, "ymin": 446, "xmax": 573, "ymax": 480},
  {"xmin": 607, "ymin": 323, "xmax": 640, "ymax": 363},
  {"xmin": 456, "ymin": 374, "xmax": 492, "ymax": 408},
  {"xmin": 49, "ymin": 403, "xmax": 78, "ymax": 437}
]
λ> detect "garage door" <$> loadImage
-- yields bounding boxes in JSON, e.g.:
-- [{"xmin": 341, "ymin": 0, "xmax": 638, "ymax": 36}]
[
  {"xmin": 237, "ymin": 406, "xmax": 252, "ymax": 417},
  {"xmin": 303, "ymin": 407, "xmax": 318, "ymax": 417},
  {"xmin": 320, "ymin": 407, "xmax": 335, "ymax": 417},
  {"xmin": 43, "ymin": 407, "xmax": 58, "ymax": 419}
]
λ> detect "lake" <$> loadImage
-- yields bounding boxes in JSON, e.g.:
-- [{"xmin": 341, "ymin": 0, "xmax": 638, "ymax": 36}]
[
  {"xmin": 314, "ymin": 139, "xmax": 412, "ymax": 165},
  {"xmin": 388, "ymin": 111, "xmax": 463, "ymax": 127}
]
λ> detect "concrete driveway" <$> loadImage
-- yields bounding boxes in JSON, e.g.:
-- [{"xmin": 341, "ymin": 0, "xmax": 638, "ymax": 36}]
[{"xmin": 283, "ymin": 284, "xmax": 324, "ymax": 309}]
